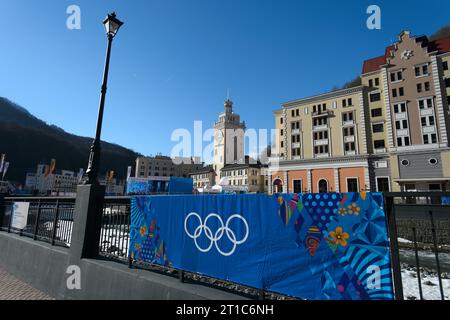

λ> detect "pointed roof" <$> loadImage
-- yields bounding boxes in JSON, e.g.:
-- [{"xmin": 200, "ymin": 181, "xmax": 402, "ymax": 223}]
[{"xmin": 362, "ymin": 34, "xmax": 450, "ymax": 74}]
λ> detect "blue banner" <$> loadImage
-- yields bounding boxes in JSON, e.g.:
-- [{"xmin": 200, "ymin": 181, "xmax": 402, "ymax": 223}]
[{"xmin": 129, "ymin": 193, "xmax": 394, "ymax": 300}]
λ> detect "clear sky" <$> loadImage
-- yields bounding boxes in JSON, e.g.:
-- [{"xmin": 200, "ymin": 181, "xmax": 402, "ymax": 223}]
[{"xmin": 1, "ymin": 0, "xmax": 449, "ymax": 158}]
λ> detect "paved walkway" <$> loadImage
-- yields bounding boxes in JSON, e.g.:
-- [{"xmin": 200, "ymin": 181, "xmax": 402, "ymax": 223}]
[{"xmin": 0, "ymin": 267, "xmax": 53, "ymax": 300}]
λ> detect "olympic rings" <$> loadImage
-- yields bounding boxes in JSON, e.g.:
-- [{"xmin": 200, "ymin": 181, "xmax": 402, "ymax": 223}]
[{"xmin": 184, "ymin": 212, "xmax": 249, "ymax": 256}]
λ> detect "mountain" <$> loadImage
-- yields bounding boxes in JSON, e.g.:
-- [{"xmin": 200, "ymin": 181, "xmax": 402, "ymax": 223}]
[{"xmin": 0, "ymin": 97, "xmax": 140, "ymax": 183}]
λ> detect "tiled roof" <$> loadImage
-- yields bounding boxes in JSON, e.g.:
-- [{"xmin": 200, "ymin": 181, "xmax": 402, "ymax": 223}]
[{"xmin": 362, "ymin": 36, "xmax": 450, "ymax": 74}]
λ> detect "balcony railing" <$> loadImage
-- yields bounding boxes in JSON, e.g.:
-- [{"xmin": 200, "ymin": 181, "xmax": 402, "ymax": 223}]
[
  {"xmin": 312, "ymin": 110, "xmax": 334, "ymax": 117},
  {"xmin": 313, "ymin": 139, "xmax": 329, "ymax": 146},
  {"xmin": 344, "ymin": 135, "xmax": 355, "ymax": 143},
  {"xmin": 422, "ymin": 126, "xmax": 436, "ymax": 134},
  {"xmin": 397, "ymin": 129, "xmax": 409, "ymax": 137},
  {"xmin": 312, "ymin": 124, "xmax": 328, "ymax": 131},
  {"xmin": 342, "ymin": 120, "xmax": 355, "ymax": 126}
]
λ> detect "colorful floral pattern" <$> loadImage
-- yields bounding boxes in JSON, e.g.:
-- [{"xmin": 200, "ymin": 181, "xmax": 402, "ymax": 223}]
[{"xmin": 275, "ymin": 192, "xmax": 393, "ymax": 299}]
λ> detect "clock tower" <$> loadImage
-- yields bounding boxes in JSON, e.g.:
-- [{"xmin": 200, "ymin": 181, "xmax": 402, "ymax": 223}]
[{"xmin": 213, "ymin": 99, "xmax": 246, "ymax": 179}]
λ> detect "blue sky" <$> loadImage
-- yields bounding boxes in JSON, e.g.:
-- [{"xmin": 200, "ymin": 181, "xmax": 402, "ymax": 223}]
[{"xmin": 1, "ymin": 0, "xmax": 449, "ymax": 158}]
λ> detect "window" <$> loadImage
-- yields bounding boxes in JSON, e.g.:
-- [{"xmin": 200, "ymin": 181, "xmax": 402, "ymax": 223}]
[
  {"xmin": 280, "ymin": 129, "xmax": 283, "ymax": 136},
  {"xmin": 424, "ymin": 82, "xmax": 430, "ymax": 91},
  {"xmin": 445, "ymin": 78, "xmax": 450, "ymax": 88},
  {"xmin": 429, "ymin": 116, "xmax": 435, "ymax": 126},
  {"xmin": 415, "ymin": 66, "xmax": 420, "ymax": 77},
  {"xmin": 313, "ymin": 117, "xmax": 327, "ymax": 127},
  {"xmin": 375, "ymin": 78, "xmax": 379, "ymax": 86},
  {"xmin": 372, "ymin": 123, "xmax": 384, "ymax": 133},
  {"xmin": 291, "ymin": 147, "xmax": 301, "ymax": 156},
  {"xmin": 415, "ymin": 64, "xmax": 429, "ymax": 77},
  {"xmin": 429, "ymin": 158, "xmax": 438, "ymax": 165},
  {"xmin": 291, "ymin": 110, "xmax": 295, "ymax": 117},
  {"xmin": 342, "ymin": 98, "xmax": 352, "ymax": 107},
  {"xmin": 395, "ymin": 119, "xmax": 408, "ymax": 130},
  {"xmin": 390, "ymin": 70, "xmax": 403, "ymax": 82},
  {"xmin": 376, "ymin": 177, "xmax": 390, "ymax": 192},
  {"xmin": 342, "ymin": 112, "xmax": 354, "ymax": 122},
  {"xmin": 296, "ymin": 109, "xmax": 299, "ymax": 116},
  {"xmin": 291, "ymin": 134, "xmax": 300, "ymax": 143},
  {"xmin": 393, "ymin": 102, "xmax": 406, "ymax": 113},
  {"xmin": 293, "ymin": 180, "xmax": 302, "ymax": 193},
  {"xmin": 345, "ymin": 142, "xmax": 355, "ymax": 152},
  {"xmin": 291, "ymin": 121, "xmax": 300, "ymax": 130},
  {"xmin": 401, "ymin": 159, "xmax": 410, "ymax": 166},
  {"xmin": 318, "ymin": 179, "xmax": 328, "ymax": 193},
  {"xmin": 417, "ymin": 83, "xmax": 422, "ymax": 93},
  {"xmin": 421, "ymin": 115, "xmax": 435, "ymax": 127},
  {"xmin": 369, "ymin": 79, "xmax": 373, "ymax": 87},
  {"xmin": 399, "ymin": 87, "xmax": 404, "ymax": 96},
  {"xmin": 431, "ymin": 133, "xmax": 437, "ymax": 144},
  {"xmin": 371, "ymin": 108, "xmax": 382, "ymax": 117},
  {"xmin": 313, "ymin": 104, "xmax": 327, "ymax": 113},
  {"xmin": 374, "ymin": 140, "xmax": 385, "ymax": 149},
  {"xmin": 370, "ymin": 92, "xmax": 381, "ymax": 102},
  {"xmin": 443, "ymin": 61, "xmax": 448, "ymax": 71},
  {"xmin": 314, "ymin": 131, "xmax": 328, "ymax": 140},
  {"xmin": 392, "ymin": 88, "xmax": 397, "ymax": 97},
  {"xmin": 347, "ymin": 178, "xmax": 359, "ymax": 192},
  {"xmin": 343, "ymin": 127, "xmax": 355, "ymax": 136},
  {"xmin": 397, "ymin": 137, "xmax": 410, "ymax": 147},
  {"xmin": 280, "ymin": 141, "xmax": 284, "ymax": 148},
  {"xmin": 314, "ymin": 145, "xmax": 329, "ymax": 155},
  {"xmin": 280, "ymin": 117, "xmax": 283, "ymax": 124},
  {"xmin": 418, "ymin": 98, "xmax": 433, "ymax": 109}
]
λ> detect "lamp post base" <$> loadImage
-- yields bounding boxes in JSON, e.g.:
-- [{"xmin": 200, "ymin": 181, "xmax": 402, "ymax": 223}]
[{"xmin": 69, "ymin": 183, "xmax": 106, "ymax": 262}]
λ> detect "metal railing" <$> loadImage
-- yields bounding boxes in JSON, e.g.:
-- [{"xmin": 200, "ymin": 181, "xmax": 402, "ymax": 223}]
[
  {"xmin": 385, "ymin": 192, "xmax": 450, "ymax": 301},
  {"xmin": 99, "ymin": 197, "xmax": 131, "ymax": 261},
  {"xmin": 2, "ymin": 192, "xmax": 448, "ymax": 300},
  {"xmin": 98, "ymin": 192, "xmax": 450, "ymax": 300},
  {"xmin": 0, "ymin": 196, "xmax": 75, "ymax": 248}
]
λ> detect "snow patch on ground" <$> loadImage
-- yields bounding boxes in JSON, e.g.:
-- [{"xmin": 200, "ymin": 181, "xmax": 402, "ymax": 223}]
[{"xmin": 401, "ymin": 264, "xmax": 450, "ymax": 300}]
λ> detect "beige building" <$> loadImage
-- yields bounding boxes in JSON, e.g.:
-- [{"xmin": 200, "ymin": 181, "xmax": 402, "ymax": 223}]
[
  {"xmin": 135, "ymin": 155, "xmax": 204, "ymax": 179},
  {"xmin": 191, "ymin": 165, "xmax": 216, "ymax": 189},
  {"xmin": 220, "ymin": 156, "xmax": 266, "ymax": 193},
  {"xmin": 270, "ymin": 30, "xmax": 450, "ymax": 193}
]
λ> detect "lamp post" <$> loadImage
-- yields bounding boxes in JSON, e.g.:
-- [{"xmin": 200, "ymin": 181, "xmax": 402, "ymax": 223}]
[{"xmin": 85, "ymin": 12, "xmax": 123, "ymax": 185}]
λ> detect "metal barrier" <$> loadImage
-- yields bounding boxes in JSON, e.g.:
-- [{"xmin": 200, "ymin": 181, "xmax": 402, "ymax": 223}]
[
  {"xmin": 384, "ymin": 192, "xmax": 450, "ymax": 301},
  {"xmin": 1, "ymin": 192, "xmax": 448, "ymax": 299},
  {"xmin": 0, "ymin": 196, "xmax": 75, "ymax": 248},
  {"xmin": 99, "ymin": 197, "xmax": 131, "ymax": 261}
]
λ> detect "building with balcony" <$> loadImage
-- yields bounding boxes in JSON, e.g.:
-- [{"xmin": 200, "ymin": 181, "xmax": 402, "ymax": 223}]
[{"xmin": 270, "ymin": 30, "xmax": 450, "ymax": 193}]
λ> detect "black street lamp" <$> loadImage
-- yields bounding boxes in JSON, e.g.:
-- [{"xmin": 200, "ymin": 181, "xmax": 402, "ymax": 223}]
[{"xmin": 85, "ymin": 12, "xmax": 124, "ymax": 184}]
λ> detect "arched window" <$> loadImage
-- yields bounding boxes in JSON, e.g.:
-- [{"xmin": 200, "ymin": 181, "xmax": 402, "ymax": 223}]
[
  {"xmin": 318, "ymin": 179, "xmax": 328, "ymax": 193},
  {"xmin": 273, "ymin": 179, "xmax": 283, "ymax": 193}
]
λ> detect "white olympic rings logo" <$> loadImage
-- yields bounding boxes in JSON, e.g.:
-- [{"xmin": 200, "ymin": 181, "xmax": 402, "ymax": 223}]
[{"xmin": 184, "ymin": 212, "xmax": 249, "ymax": 256}]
